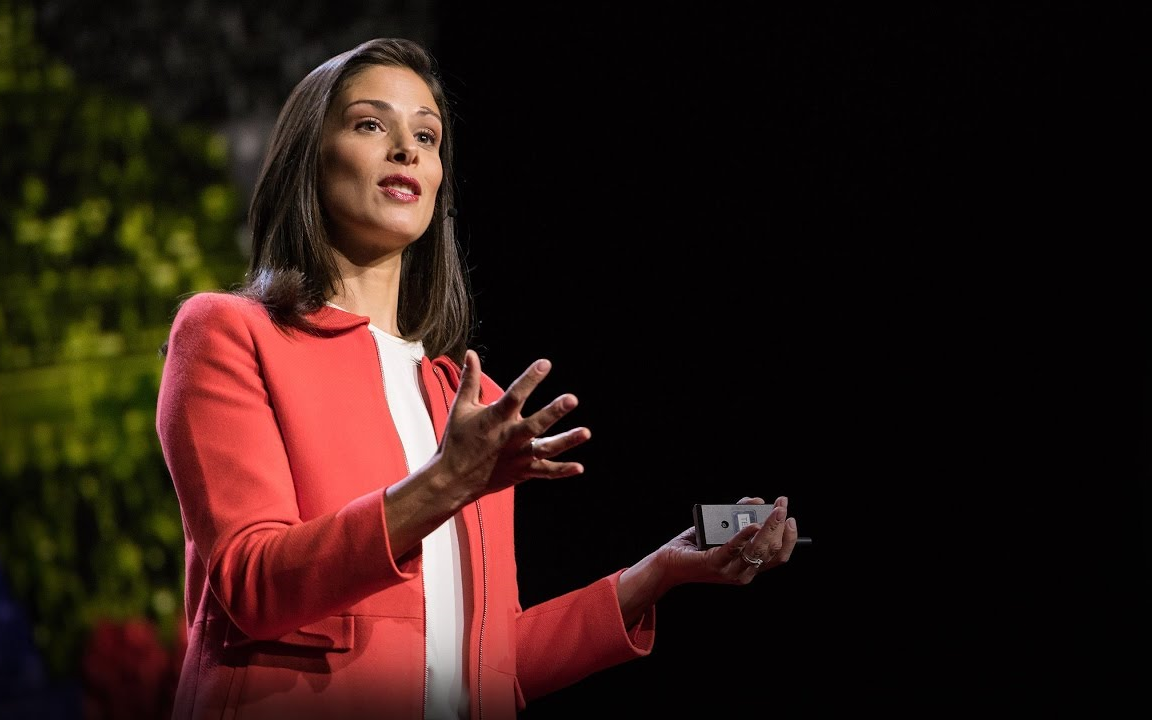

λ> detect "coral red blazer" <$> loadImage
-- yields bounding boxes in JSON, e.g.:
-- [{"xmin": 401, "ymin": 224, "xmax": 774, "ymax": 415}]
[{"xmin": 156, "ymin": 293, "xmax": 654, "ymax": 720}]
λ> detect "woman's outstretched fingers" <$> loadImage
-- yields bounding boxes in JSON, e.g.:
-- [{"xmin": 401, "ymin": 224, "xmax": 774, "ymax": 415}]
[
  {"xmin": 533, "ymin": 393, "xmax": 578, "ymax": 433},
  {"xmin": 458, "ymin": 349, "xmax": 482, "ymax": 401},
  {"xmin": 531, "ymin": 426, "xmax": 591, "ymax": 460},
  {"xmin": 490, "ymin": 358, "xmax": 552, "ymax": 420}
]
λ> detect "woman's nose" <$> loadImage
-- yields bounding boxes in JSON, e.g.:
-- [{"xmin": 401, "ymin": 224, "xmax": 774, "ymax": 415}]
[{"xmin": 388, "ymin": 136, "xmax": 418, "ymax": 165}]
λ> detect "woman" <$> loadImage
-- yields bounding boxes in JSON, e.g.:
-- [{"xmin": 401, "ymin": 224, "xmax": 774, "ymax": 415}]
[{"xmin": 156, "ymin": 37, "xmax": 802, "ymax": 720}]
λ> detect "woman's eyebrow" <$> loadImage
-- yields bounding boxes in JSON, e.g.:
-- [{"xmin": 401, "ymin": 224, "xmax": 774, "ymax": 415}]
[{"xmin": 344, "ymin": 99, "xmax": 441, "ymax": 122}]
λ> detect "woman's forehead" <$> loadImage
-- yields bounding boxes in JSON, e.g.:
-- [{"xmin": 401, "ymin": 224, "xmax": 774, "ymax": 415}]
[{"xmin": 336, "ymin": 65, "xmax": 438, "ymax": 110}]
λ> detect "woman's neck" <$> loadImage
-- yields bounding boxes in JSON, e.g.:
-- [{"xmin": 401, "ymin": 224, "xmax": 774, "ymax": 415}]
[{"xmin": 329, "ymin": 252, "xmax": 403, "ymax": 334}]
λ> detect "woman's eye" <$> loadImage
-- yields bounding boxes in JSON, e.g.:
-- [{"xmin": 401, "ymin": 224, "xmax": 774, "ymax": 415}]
[
  {"xmin": 416, "ymin": 130, "xmax": 438, "ymax": 145},
  {"xmin": 355, "ymin": 119, "xmax": 382, "ymax": 132}
]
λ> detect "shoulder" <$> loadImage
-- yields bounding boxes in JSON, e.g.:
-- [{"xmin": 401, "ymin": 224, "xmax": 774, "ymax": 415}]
[
  {"xmin": 171, "ymin": 291, "xmax": 263, "ymax": 325},
  {"xmin": 165, "ymin": 292, "xmax": 271, "ymax": 354},
  {"xmin": 168, "ymin": 289, "xmax": 274, "ymax": 331}
]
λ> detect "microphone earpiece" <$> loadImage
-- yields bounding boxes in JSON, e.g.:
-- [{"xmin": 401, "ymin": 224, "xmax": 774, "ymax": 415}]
[{"xmin": 446, "ymin": 207, "xmax": 458, "ymax": 218}]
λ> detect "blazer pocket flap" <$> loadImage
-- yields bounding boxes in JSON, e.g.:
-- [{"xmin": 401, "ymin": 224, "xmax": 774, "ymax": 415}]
[{"xmin": 223, "ymin": 616, "xmax": 354, "ymax": 652}]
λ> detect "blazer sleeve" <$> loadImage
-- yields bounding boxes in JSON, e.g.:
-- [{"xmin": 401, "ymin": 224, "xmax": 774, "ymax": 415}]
[
  {"xmin": 515, "ymin": 569, "xmax": 656, "ymax": 701},
  {"xmin": 155, "ymin": 293, "xmax": 415, "ymax": 640}
]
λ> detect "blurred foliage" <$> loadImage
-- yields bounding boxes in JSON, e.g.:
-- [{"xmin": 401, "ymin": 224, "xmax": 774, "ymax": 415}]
[
  {"xmin": 0, "ymin": 0, "xmax": 248, "ymax": 680},
  {"xmin": 31, "ymin": 0, "xmax": 440, "ymax": 127}
]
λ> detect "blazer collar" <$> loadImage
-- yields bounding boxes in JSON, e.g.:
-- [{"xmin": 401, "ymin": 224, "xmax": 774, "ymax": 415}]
[{"xmin": 309, "ymin": 303, "xmax": 371, "ymax": 332}]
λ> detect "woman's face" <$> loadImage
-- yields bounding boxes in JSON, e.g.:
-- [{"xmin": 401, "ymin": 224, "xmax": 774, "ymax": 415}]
[{"xmin": 319, "ymin": 64, "xmax": 444, "ymax": 260}]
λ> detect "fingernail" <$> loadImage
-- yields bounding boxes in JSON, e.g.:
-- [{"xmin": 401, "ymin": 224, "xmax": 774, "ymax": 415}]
[
  {"xmin": 775, "ymin": 507, "xmax": 786, "ymax": 521},
  {"xmin": 536, "ymin": 359, "xmax": 551, "ymax": 372},
  {"xmin": 786, "ymin": 517, "xmax": 797, "ymax": 531}
]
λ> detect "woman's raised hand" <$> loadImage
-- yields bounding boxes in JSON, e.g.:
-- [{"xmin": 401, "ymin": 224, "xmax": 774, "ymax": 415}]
[{"xmin": 436, "ymin": 349, "xmax": 591, "ymax": 502}]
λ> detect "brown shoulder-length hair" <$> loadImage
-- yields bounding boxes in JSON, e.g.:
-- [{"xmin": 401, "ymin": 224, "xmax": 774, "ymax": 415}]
[{"xmin": 239, "ymin": 37, "xmax": 471, "ymax": 364}]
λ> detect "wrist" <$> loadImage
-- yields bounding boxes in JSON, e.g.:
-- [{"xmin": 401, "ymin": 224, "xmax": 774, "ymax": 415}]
[{"xmin": 617, "ymin": 548, "xmax": 675, "ymax": 625}]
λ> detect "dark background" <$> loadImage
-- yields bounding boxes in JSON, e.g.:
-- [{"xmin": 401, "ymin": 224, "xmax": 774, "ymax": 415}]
[
  {"xmin": 433, "ymin": 3, "xmax": 1145, "ymax": 716},
  {"xmin": 8, "ymin": 1, "xmax": 1145, "ymax": 717}
]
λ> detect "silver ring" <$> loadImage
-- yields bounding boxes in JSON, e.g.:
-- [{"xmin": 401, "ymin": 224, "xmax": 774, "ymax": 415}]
[
  {"xmin": 740, "ymin": 551, "xmax": 763, "ymax": 568},
  {"xmin": 530, "ymin": 438, "xmax": 540, "ymax": 458}
]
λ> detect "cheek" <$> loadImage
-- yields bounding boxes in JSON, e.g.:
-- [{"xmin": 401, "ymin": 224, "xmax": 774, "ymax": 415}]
[
  {"xmin": 427, "ymin": 162, "xmax": 444, "ymax": 198},
  {"xmin": 318, "ymin": 158, "xmax": 369, "ymax": 214},
  {"xmin": 321, "ymin": 141, "xmax": 372, "ymax": 186},
  {"xmin": 322, "ymin": 154, "xmax": 360, "ymax": 187},
  {"xmin": 318, "ymin": 150, "xmax": 341, "ymax": 203}
]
